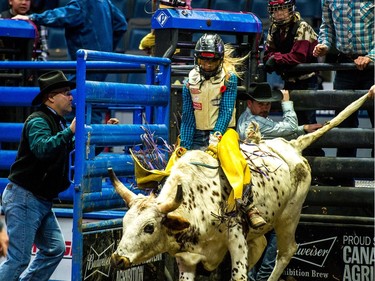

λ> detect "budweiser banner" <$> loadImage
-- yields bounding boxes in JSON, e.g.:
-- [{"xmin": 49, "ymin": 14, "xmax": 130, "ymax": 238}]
[
  {"xmin": 282, "ymin": 223, "xmax": 374, "ymax": 281},
  {"xmin": 82, "ymin": 228, "xmax": 165, "ymax": 281}
]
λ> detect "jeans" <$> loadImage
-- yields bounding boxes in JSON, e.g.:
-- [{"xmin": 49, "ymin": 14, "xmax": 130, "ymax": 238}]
[
  {"xmin": 249, "ymin": 230, "xmax": 277, "ymax": 281},
  {"xmin": 284, "ymin": 76, "xmax": 325, "ymax": 157},
  {"xmin": 0, "ymin": 182, "xmax": 65, "ymax": 281},
  {"xmin": 192, "ymin": 129, "xmax": 210, "ymax": 150},
  {"xmin": 334, "ymin": 68, "xmax": 374, "ymax": 158}
]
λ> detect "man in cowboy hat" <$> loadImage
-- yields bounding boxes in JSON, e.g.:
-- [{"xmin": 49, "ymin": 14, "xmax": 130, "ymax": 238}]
[
  {"xmin": 236, "ymin": 82, "xmax": 322, "ymax": 281},
  {"xmin": 237, "ymin": 82, "xmax": 322, "ymax": 141},
  {"xmin": 0, "ymin": 70, "xmax": 76, "ymax": 280}
]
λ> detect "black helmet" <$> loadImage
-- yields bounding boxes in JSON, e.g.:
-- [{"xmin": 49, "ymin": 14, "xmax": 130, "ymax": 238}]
[
  {"xmin": 268, "ymin": 0, "xmax": 295, "ymax": 26},
  {"xmin": 194, "ymin": 33, "xmax": 224, "ymax": 78}
]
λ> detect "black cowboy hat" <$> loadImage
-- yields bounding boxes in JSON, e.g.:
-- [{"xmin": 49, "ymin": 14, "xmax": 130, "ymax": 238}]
[
  {"xmin": 32, "ymin": 70, "xmax": 76, "ymax": 106},
  {"xmin": 238, "ymin": 82, "xmax": 283, "ymax": 102}
]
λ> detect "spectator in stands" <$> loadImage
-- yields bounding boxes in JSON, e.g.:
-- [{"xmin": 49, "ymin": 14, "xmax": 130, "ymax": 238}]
[
  {"xmin": 236, "ymin": 83, "xmax": 322, "ymax": 281},
  {"xmin": 13, "ymin": 0, "xmax": 127, "ymax": 124},
  {"xmin": 1, "ymin": 0, "xmax": 48, "ymax": 61},
  {"xmin": 178, "ymin": 33, "xmax": 266, "ymax": 229},
  {"xmin": 0, "ymin": 70, "xmax": 76, "ymax": 280},
  {"xmin": 313, "ymin": 0, "xmax": 374, "ymax": 175},
  {"xmin": 0, "ymin": 220, "xmax": 9, "ymax": 257},
  {"xmin": 263, "ymin": 0, "xmax": 324, "ymax": 156},
  {"xmin": 13, "ymin": 0, "xmax": 127, "ymax": 81}
]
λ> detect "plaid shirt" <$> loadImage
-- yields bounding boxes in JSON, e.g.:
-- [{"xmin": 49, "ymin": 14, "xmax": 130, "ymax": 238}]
[
  {"xmin": 180, "ymin": 72, "xmax": 237, "ymax": 149},
  {"xmin": 318, "ymin": 0, "xmax": 375, "ymax": 60},
  {"xmin": 37, "ymin": 25, "xmax": 49, "ymax": 61},
  {"xmin": 0, "ymin": 9, "xmax": 48, "ymax": 61}
]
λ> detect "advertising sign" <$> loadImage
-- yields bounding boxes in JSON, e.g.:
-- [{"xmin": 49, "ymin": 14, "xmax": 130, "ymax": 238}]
[
  {"xmin": 282, "ymin": 223, "xmax": 374, "ymax": 281},
  {"xmin": 82, "ymin": 228, "xmax": 165, "ymax": 281}
]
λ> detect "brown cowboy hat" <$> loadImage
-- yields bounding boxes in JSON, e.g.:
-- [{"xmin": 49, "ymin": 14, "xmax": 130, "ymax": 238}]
[
  {"xmin": 32, "ymin": 70, "xmax": 76, "ymax": 106},
  {"xmin": 238, "ymin": 82, "xmax": 283, "ymax": 102}
]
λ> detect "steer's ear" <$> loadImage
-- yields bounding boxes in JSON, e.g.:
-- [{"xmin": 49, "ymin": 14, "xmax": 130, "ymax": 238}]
[{"xmin": 162, "ymin": 214, "xmax": 190, "ymax": 232}]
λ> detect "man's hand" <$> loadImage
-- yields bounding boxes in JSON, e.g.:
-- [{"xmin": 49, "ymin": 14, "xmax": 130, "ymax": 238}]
[
  {"xmin": 303, "ymin": 123, "xmax": 323, "ymax": 133},
  {"xmin": 265, "ymin": 56, "xmax": 276, "ymax": 73},
  {"xmin": 106, "ymin": 118, "xmax": 119, "ymax": 124},
  {"xmin": 281, "ymin": 90, "xmax": 290, "ymax": 101},
  {"xmin": 354, "ymin": 56, "xmax": 372, "ymax": 71},
  {"xmin": 313, "ymin": 44, "xmax": 328, "ymax": 57},
  {"xmin": 69, "ymin": 117, "xmax": 76, "ymax": 134},
  {"xmin": 0, "ymin": 228, "xmax": 9, "ymax": 257},
  {"xmin": 12, "ymin": 15, "xmax": 30, "ymax": 20}
]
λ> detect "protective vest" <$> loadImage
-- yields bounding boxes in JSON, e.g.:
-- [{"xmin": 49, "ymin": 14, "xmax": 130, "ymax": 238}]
[
  {"xmin": 187, "ymin": 68, "xmax": 236, "ymax": 130},
  {"xmin": 272, "ymin": 20, "xmax": 301, "ymax": 54}
]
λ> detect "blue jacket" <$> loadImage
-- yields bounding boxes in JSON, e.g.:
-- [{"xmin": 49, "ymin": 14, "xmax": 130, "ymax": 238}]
[{"xmin": 31, "ymin": 0, "xmax": 127, "ymax": 60}]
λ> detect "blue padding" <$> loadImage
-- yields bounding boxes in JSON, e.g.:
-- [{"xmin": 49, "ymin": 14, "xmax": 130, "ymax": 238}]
[
  {"xmin": 0, "ymin": 150, "xmax": 16, "ymax": 169},
  {"xmin": 87, "ymin": 124, "xmax": 168, "ymax": 146},
  {"xmin": 0, "ymin": 86, "xmax": 38, "ymax": 106},
  {"xmin": 54, "ymin": 207, "xmax": 126, "ymax": 220},
  {"xmin": 85, "ymin": 81, "xmax": 169, "ymax": 106},
  {"xmin": 0, "ymin": 123, "xmax": 23, "ymax": 142},
  {"xmin": 84, "ymin": 153, "xmax": 134, "ymax": 177},
  {"xmin": 152, "ymin": 8, "xmax": 262, "ymax": 34},
  {"xmin": 0, "ymin": 19, "xmax": 36, "ymax": 38}
]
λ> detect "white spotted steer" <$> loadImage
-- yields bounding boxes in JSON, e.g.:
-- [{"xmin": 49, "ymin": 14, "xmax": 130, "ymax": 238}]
[{"xmin": 108, "ymin": 93, "xmax": 371, "ymax": 281}]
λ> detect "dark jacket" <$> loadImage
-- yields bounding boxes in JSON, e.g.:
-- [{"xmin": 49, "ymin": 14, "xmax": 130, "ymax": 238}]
[
  {"xmin": 8, "ymin": 105, "xmax": 74, "ymax": 200},
  {"xmin": 263, "ymin": 12, "xmax": 318, "ymax": 80}
]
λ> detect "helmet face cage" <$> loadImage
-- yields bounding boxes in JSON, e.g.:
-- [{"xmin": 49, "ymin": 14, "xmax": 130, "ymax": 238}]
[
  {"xmin": 194, "ymin": 34, "xmax": 224, "ymax": 78},
  {"xmin": 268, "ymin": 0, "xmax": 295, "ymax": 26}
]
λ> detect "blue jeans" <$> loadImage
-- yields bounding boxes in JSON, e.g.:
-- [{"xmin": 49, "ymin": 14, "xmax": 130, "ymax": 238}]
[
  {"xmin": 249, "ymin": 230, "xmax": 277, "ymax": 281},
  {"xmin": 192, "ymin": 130, "xmax": 210, "ymax": 150},
  {"xmin": 0, "ymin": 183, "xmax": 65, "ymax": 281},
  {"xmin": 334, "ymin": 68, "xmax": 374, "ymax": 158}
]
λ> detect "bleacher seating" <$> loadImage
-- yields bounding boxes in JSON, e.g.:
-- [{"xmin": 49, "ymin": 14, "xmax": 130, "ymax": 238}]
[
  {"xmin": 130, "ymin": 0, "xmax": 153, "ymax": 18},
  {"xmin": 191, "ymin": 0, "xmax": 210, "ymax": 9},
  {"xmin": 47, "ymin": 27, "xmax": 68, "ymax": 60},
  {"xmin": 124, "ymin": 18, "xmax": 151, "ymax": 53},
  {"xmin": 210, "ymin": 0, "xmax": 248, "ymax": 12},
  {"xmin": 125, "ymin": 72, "xmax": 147, "ymax": 84},
  {"xmin": 251, "ymin": 0, "xmax": 269, "ymax": 19},
  {"xmin": 297, "ymin": 0, "xmax": 322, "ymax": 19},
  {"xmin": 112, "ymin": 0, "xmax": 131, "ymax": 19},
  {"xmin": 0, "ymin": 0, "xmax": 8, "ymax": 12}
]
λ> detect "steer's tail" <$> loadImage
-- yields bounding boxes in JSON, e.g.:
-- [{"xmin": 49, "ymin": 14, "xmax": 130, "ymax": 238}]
[{"xmin": 290, "ymin": 91, "xmax": 372, "ymax": 152}]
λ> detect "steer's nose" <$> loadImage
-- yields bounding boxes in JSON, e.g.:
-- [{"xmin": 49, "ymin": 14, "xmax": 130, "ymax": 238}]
[{"xmin": 111, "ymin": 253, "xmax": 131, "ymax": 269}]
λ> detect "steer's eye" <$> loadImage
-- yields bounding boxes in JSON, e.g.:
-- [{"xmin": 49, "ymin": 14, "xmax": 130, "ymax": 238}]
[{"xmin": 144, "ymin": 224, "xmax": 154, "ymax": 234}]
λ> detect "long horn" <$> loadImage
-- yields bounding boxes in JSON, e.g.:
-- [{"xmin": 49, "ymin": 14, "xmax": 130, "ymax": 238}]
[
  {"xmin": 108, "ymin": 167, "xmax": 136, "ymax": 206},
  {"xmin": 291, "ymin": 91, "xmax": 371, "ymax": 152},
  {"xmin": 158, "ymin": 184, "xmax": 183, "ymax": 214}
]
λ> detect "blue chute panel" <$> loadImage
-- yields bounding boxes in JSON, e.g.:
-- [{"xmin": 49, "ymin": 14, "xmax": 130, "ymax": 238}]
[
  {"xmin": 0, "ymin": 19, "xmax": 36, "ymax": 38},
  {"xmin": 152, "ymin": 8, "xmax": 262, "ymax": 34}
]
